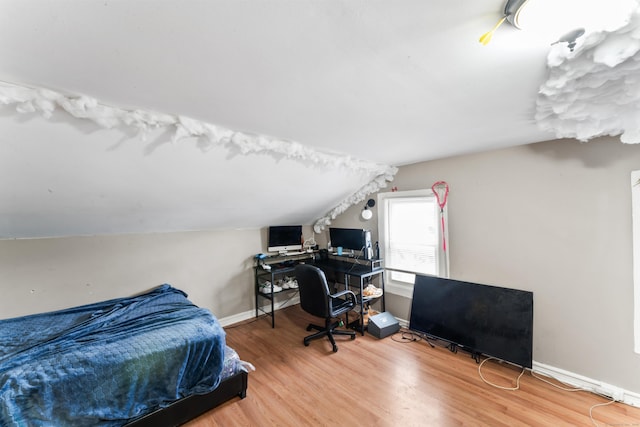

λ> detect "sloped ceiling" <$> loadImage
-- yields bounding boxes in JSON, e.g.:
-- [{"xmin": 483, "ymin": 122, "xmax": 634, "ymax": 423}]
[{"xmin": 0, "ymin": 0, "xmax": 636, "ymax": 239}]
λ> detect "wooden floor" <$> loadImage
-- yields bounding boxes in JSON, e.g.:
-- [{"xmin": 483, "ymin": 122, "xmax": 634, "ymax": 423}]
[{"xmin": 185, "ymin": 305, "xmax": 640, "ymax": 426}]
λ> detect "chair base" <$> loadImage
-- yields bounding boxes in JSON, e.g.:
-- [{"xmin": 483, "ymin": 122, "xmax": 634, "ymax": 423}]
[{"xmin": 303, "ymin": 319, "xmax": 356, "ymax": 352}]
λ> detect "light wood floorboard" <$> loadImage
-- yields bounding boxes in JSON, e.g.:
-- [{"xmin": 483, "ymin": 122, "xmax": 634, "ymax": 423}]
[{"xmin": 185, "ymin": 305, "xmax": 640, "ymax": 426}]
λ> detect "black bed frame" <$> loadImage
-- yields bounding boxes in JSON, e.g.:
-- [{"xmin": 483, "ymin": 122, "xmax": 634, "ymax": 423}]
[{"xmin": 124, "ymin": 370, "xmax": 248, "ymax": 427}]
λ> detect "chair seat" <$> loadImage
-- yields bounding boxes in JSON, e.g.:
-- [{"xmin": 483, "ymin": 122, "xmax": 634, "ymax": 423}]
[{"xmin": 331, "ymin": 298, "xmax": 353, "ymax": 314}]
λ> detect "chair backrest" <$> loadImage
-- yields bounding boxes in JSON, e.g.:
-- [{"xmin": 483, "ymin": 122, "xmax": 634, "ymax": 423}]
[{"xmin": 294, "ymin": 264, "xmax": 331, "ymax": 318}]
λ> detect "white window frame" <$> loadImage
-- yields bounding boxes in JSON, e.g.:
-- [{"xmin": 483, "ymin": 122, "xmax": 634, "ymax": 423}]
[
  {"xmin": 378, "ymin": 189, "xmax": 449, "ymax": 298},
  {"xmin": 632, "ymin": 170, "xmax": 640, "ymax": 353}
]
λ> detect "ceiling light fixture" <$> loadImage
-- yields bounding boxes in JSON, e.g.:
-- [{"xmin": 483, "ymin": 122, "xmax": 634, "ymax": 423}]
[
  {"xmin": 504, "ymin": 0, "xmax": 531, "ymax": 29},
  {"xmin": 480, "ymin": 0, "xmax": 636, "ymax": 46},
  {"xmin": 479, "ymin": 0, "xmax": 529, "ymax": 45}
]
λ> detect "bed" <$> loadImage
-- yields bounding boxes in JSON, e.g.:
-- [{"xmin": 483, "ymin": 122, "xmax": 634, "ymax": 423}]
[{"xmin": 0, "ymin": 285, "xmax": 250, "ymax": 426}]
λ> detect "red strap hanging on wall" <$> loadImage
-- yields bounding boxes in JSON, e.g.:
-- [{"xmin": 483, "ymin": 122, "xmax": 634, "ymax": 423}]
[{"xmin": 431, "ymin": 181, "xmax": 449, "ymax": 251}]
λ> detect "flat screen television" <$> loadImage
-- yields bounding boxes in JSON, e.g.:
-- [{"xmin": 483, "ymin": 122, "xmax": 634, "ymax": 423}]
[
  {"xmin": 268, "ymin": 225, "xmax": 303, "ymax": 253},
  {"xmin": 329, "ymin": 227, "xmax": 366, "ymax": 251},
  {"xmin": 409, "ymin": 274, "xmax": 533, "ymax": 368}
]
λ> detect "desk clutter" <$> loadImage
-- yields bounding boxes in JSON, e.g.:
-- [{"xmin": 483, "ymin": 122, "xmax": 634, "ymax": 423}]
[{"xmin": 363, "ymin": 284, "xmax": 383, "ymax": 298}]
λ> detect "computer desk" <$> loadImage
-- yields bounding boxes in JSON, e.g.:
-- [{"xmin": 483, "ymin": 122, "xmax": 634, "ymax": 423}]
[
  {"xmin": 254, "ymin": 253, "xmax": 384, "ymax": 332},
  {"xmin": 312, "ymin": 257, "xmax": 385, "ymax": 335}
]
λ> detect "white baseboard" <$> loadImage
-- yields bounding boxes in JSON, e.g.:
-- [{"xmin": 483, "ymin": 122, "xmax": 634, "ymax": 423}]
[
  {"xmin": 218, "ymin": 295, "xmax": 300, "ymax": 327},
  {"xmin": 397, "ymin": 317, "xmax": 409, "ymax": 328},
  {"xmin": 217, "ymin": 309, "xmax": 255, "ymax": 327},
  {"xmin": 532, "ymin": 361, "xmax": 640, "ymax": 408}
]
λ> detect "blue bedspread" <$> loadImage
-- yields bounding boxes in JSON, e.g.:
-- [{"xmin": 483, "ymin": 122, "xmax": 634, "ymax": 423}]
[{"xmin": 0, "ymin": 285, "xmax": 226, "ymax": 426}]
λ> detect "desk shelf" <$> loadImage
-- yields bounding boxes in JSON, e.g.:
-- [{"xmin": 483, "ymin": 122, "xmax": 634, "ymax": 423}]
[
  {"xmin": 339, "ymin": 269, "xmax": 385, "ymax": 335},
  {"xmin": 255, "ymin": 261, "xmax": 305, "ymax": 328}
]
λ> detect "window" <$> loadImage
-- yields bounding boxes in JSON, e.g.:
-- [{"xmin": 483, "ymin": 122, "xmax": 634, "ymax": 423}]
[{"xmin": 378, "ymin": 189, "xmax": 449, "ymax": 298}]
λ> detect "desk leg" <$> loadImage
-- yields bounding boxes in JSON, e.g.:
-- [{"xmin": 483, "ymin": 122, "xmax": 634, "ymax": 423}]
[
  {"xmin": 380, "ymin": 271, "xmax": 385, "ymax": 313},
  {"xmin": 255, "ymin": 269, "xmax": 259, "ymax": 320},
  {"xmin": 270, "ymin": 270, "xmax": 276, "ymax": 328},
  {"xmin": 359, "ymin": 277, "xmax": 365, "ymax": 335},
  {"xmin": 345, "ymin": 273, "xmax": 365, "ymax": 336},
  {"xmin": 344, "ymin": 273, "xmax": 350, "ymax": 330}
]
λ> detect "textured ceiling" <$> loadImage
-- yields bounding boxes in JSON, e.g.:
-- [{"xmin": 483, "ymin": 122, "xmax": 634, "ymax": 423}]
[{"xmin": 0, "ymin": 0, "xmax": 635, "ymax": 239}]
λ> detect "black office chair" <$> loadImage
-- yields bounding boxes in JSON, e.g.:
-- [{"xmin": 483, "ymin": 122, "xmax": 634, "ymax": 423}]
[{"xmin": 294, "ymin": 264, "xmax": 357, "ymax": 352}]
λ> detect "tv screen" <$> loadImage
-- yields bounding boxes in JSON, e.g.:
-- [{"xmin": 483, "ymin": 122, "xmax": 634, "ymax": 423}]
[
  {"xmin": 409, "ymin": 274, "xmax": 533, "ymax": 368},
  {"xmin": 329, "ymin": 227, "xmax": 366, "ymax": 251},
  {"xmin": 268, "ymin": 225, "xmax": 302, "ymax": 253}
]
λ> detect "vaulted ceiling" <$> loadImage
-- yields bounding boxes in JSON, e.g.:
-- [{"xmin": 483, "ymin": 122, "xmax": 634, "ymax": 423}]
[{"xmin": 0, "ymin": 0, "xmax": 637, "ymax": 238}]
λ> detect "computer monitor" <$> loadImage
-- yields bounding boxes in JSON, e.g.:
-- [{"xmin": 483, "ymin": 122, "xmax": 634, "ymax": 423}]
[
  {"xmin": 329, "ymin": 227, "xmax": 367, "ymax": 251},
  {"xmin": 268, "ymin": 225, "xmax": 303, "ymax": 253}
]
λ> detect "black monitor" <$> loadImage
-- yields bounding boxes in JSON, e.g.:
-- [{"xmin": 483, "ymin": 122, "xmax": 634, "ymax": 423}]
[
  {"xmin": 267, "ymin": 225, "xmax": 303, "ymax": 253},
  {"xmin": 409, "ymin": 274, "xmax": 533, "ymax": 368},
  {"xmin": 329, "ymin": 227, "xmax": 367, "ymax": 251}
]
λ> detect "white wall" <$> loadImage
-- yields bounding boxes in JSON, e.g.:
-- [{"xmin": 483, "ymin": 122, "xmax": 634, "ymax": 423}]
[
  {"xmin": 332, "ymin": 137, "xmax": 640, "ymax": 395},
  {"xmin": 0, "ymin": 225, "xmax": 318, "ymax": 321},
  {"xmin": 0, "ymin": 229, "xmax": 262, "ymax": 320}
]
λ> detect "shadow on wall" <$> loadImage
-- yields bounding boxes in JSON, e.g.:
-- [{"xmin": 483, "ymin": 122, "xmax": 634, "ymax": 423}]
[{"xmin": 525, "ymin": 136, "xmax": 640, "ymax": 169}]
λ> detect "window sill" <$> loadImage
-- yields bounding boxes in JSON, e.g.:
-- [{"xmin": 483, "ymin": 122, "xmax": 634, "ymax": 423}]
[{"xmin": 385, "ymin": 279, "xmax": 414, "ymax": 299}]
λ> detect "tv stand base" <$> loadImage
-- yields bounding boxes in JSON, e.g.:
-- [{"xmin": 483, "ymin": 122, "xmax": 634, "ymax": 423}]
[{"xmin": 447, "ymin": 343, "xmax": 482, "ymax": 364}]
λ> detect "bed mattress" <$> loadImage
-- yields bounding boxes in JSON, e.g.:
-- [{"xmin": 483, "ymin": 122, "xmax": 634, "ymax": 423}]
[{"xmin": 0, "ymin": 285, "xmax": 226, "ymax": 426}]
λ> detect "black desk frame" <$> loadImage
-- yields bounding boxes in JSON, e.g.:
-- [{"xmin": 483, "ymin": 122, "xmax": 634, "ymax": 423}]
[
  {"xmin": 254, "ymin": 253, "xmax": 384, "ymax": 334},
  {"xmin": 255, "ymin": 262, "xmax": 299, "ymax": 328},
  {"xmin": 314, "ymin": 258, "xmax": 385, "ymax": 335}
]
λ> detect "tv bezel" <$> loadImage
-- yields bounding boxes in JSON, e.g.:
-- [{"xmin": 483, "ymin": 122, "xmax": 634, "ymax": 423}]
[
  {"xmin": 409, "ymin": 274, "xmax": 533, "ymax": 369},
  {"xmin": 267, "ymin": 225, "xmax": 303, "ymax": 253}
]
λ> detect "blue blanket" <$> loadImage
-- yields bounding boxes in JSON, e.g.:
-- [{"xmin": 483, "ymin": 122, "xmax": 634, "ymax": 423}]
[{"xmin": 0, "ymin": 285, "xmax": 226, "ymax": 426}]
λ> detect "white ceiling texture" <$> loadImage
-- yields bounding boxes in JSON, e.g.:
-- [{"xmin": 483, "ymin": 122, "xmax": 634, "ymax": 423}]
[{"xmin": 0, "ymin": 0, "xmax": 638, "ymax": 239}]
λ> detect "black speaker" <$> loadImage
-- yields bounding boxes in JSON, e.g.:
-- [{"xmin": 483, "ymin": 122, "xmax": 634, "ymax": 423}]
[{"xmin": 368, "ymin": 312, "xmax": 400, "ymax": 339}]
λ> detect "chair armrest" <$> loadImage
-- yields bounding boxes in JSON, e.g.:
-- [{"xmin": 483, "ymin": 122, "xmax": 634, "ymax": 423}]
[{"xmin": 330, "ymin": 289, "xmax": 357, "ymax": 304}]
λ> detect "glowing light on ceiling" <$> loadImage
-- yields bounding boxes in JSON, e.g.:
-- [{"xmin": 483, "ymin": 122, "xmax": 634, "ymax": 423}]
[
  {"xmin": 480, "ymin": 0, "xmax": 637, "ymax": 45},
  {"xmin": 513, "ymin": 0, "xmax": 636, "ymax": 37}
]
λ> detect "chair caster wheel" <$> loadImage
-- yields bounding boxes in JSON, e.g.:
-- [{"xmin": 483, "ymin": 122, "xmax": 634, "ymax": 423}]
[
  {"xmin": 306, "ymin": 325, "xmax": 313, "ymax": 331},
  {"xmin": 304, "ymin": 340, "xmax": 310, "ymax": 347},
  {"xmin": 332, "ymin": 345, "xmax": 338, "ymax": 352},
  {"xmin": 350, "ymin": 335, "xmax": 356, "ymax": 340}
]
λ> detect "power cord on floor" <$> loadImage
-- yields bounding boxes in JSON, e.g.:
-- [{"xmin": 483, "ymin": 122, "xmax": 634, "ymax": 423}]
[
  {"xmin": 481, "ymin": 359, "xmax": 620, "ymax": 426},
  {"xmin": 478, "ymin": 357, "xmax": 525, "ymax": 391},
  {"xmin": 588, "ymin": 399, "xmax": 618, "ymax": 427},
  {"xmin": 530, "ymin": 370, "xmax": 618, "ymax": 427},
  {"xmin": 390, "ymin": 327, "xmax": 436, "ymax": 348},
  {"xmin": 530, "ymin": 370, "xmax": 584, "ymax": 393},
  {"xmin": 394, "ymin": 334, "xmax": 622, "ymax": 426},
  {"xmin": 391, "ymin": 328, "xmax": 422, "ymax": 344}
]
